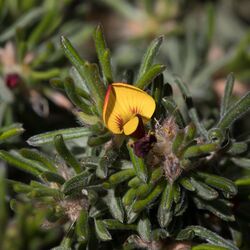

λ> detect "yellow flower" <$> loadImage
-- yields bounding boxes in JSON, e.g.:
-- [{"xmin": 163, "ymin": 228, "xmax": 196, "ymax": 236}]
[{"xmin": 103, "ymin": 83, "xmax": 156, "ymax": 135}]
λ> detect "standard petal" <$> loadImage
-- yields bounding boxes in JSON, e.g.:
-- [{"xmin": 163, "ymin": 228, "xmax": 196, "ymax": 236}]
[{"xmin": 103, "ymin": 83, "xmax": 156, "ymax": 134}]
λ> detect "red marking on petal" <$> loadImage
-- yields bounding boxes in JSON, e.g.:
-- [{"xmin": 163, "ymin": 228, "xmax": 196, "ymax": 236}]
[
  {"xmin": 103, "ymin": 84, "xmax": 113, "ymax": 124},
  {"xmin": 129, "ymin": 106, "xmax": 140, "ymax": 116},
  {"xmin": 115, "ymin": 115, "xmax": 124, "ymax": 131}
]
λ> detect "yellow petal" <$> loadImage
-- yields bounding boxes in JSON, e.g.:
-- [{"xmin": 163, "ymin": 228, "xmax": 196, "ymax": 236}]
[
  {"xmin": 123, "ymin": 116, "xmax": 139, "ymax": 135},
  {"xmin": 103, "ymin": 83, "xmax": 156, "ymax": 134}
]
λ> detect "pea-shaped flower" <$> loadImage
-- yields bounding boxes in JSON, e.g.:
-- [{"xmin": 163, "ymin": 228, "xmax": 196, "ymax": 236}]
[{"xmin": 103, "ymin": 83, "xmax": 156, "ymax": 136}]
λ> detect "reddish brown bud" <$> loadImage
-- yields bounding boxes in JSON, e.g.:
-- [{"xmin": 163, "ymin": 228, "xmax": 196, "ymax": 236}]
[{"xmin": 5, "ymin": 73, "xmax": 21, "ymax": 89}]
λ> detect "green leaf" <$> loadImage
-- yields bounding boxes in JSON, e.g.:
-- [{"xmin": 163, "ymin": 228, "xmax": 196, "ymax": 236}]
[
  {"xmin": 177, "ymin": 226, "xmax": 238, "ymax": 250},
  {"xmin": 87, "ymin": 132, "xmax": 112, "ymax": 147},
  {"xmin": 0, "ymin": 167, "xmax": 7, "ymax": 245},
  {"xmin": 195, "ymin": 172, "xmax": 237, "ymax": 197},
  {"xmin": 132, "ymin": 181, "xmax": 165, "ymax": 213},
  {"xmin": 174, "ymin": 189, "xmax": 188, "ymax": 216},
  {"xmin": 69, "ymin": 67, "xmax": 90, "ymax": 97},
  {"xmin": 0, "ymin": 7, "xmax": 44, "ymax": 42},
  {"xmin": 104, "ymin": 189, "xmax": 124, "ymax": 223},
  {"xmin": 30, "ymin": 68, "xmax": 60, "ymax": 80},
  {"xmin": 135, "ymin": 183, "xmax": 154, "ymax": 200},
  {"xmin": 193, "ymin": 197, "xmax": 235, "ymax": 222},
  {"xmin": 137, "ymin": 217, "xmax": 151, "ymax": 242},
  {"xmin": 183, "ymin": 123, "xmax": 196, "ymax": 145},
  {"xmin": 122, "ymin": 188, "xmax": 137, "ymax": 206},
  {"xmin": 137, "ymin": 36, "xmax": 163, "ymax": 81},
  {"xmin": 208, "ymin": 128, "xmax": 226, "ymax": 145},
  {"xmin": 97, "ymin": 150, "xmax": 118, "ymax": 179},
  {"xmin": 192, "ymin": 244, "xmax": 230, "ymax": 250},
  {"xmin": 103, "ymin": 219, "xmax": 136, "ymax": 230},
  {"xmin": 189, "ymin": 176, "xmax": 218, "ymax": 200},
  {"xmin": 152, "ymin": 74, "xmax": 164, "ymax": 106},
  {"xmin": 27, "ymin": 127, "xmax": 91, "ymax": 146},
  {"xmin": 61, "ymin": 36, "xmax": 106, "ymax": 114},
  {"xmin": 135, "ymin": 64, "xmax": 166, "ymax": 90},
  {"xmin": 20, "ymin": 148, "xmax": 57, "ymax": 172},
  {"xmin": 235, "ymin": 177, "xmax": 250, "ymax": 186},
  {"xmin": 128, "ymin": 177, "xmax": 141, "ymax": 188},
  {"xmin": 76, "ymin": 112, "xmax": 100, "ymax": 126},
  {"xmin": 157, "ymin": 183, "xmax": 174, "ymax": 227},
  {"xmin": 179, "ymin": 177, "xmax": 196, "ymax": 192},
  {"xmin": 172, "ymin": 130, "xmax": 185, "ymax": 155},
  {"xmin": 28, "ymin": 9, "xmax": 56, "ymax": 48},
  {"xmin": 76, "ymin": 210, "xmax": 89, "ymax": 243},
  {"xmin": 220, "ymin": 73, "xmax": 235, "ymax": 118},
  {"xmin": 173, "ymin": 183, "xmax": 181, "ymax": 203},
  {"xmin": 149, "ymin": 167, "xmax": 163, "ymax": 184},
  {"xmin": 108, "ymin": 169, "xmax": 135, "ymax": 186},
  {"xmin": 231, "ymin": 157, "xmax": 250, "ymax": 170},
  {"xmin": 29, "ymin": 181, "xmax": 63, "ymax": 199},
  {"xmin": 227, "ymin": 142, "xmax": 248, "ymax": 155},
  {"xmin": 151, "ymin": 228, "xmax": 169, "ymax": 241},
  {"xmin": 128, "ymin": 145, "xmax": 148, "ymax": 183},
  {"xmin": 183, "ymin": 143, "xmax": 218, "ymax": 158},
  {"xmin": 41, "ymin": 171, "xmax": 66, "ymax": 185},
  {"xmin": 81, "ymin": 156, "xmax": 99, "ymax": 168},
  {"xmin": 94, "ymin": 220, "xmax": 112, "ymax": 241},
  {"xmin": 0, "ymin": 123, "xmax": 24, "ymax": 142},
  {"xmin": 54, "ymin": 134, "xmax": 82, "ymax": 174},
  {"xmin": 0, "ymin": 150, "xmax": 42, "ymax": 177},
  {"xmin": 94, "ymin": 25, "xmax": 113, "ymax": 84},
  {"xmin": 161, "ymin": 97, "xmax": 185, "ymax": 128},
  {"xmin": 64, "ymin": 77, "xmax": 92, "ymax": 114},
  {"xmin": 217, "ymin": 92, "xmax": 250, "ymax": 130},
  {"xmin": 63, "ymin": 171, "xmax": 93, "ymax": 195},
  {"xmin": 9, "ymin": 180, "xmax": 32, "ymax": 193},
  {"xmin": 175, "ymin": 79, "xmax": 208, "ymax": 139}
]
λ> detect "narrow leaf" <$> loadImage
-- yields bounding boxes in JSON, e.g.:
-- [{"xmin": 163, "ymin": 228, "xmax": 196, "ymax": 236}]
[
  {"xmin": 196, "ymin": 172, "xmax": 237, "ymax": 197},
  {"xmin": 157, "ymin": 183, "xmax": 174, "ymax": 227},
  {"xmin": 0, "ymin": 123, "xmax": 24, "ymax": 142},
  {"xmin": 54, "ymin": 135, "xmax": 82, "ymax": 173},
  {"xmin": 108, "ymin": 169, "xmax": 135, "ymax": 186},
  {"xmin": 128, "ymin": 145, "xmax": 148, "ymax": 183},
  {"xmin": 220, "ymin": 73, "xmax": 235, "ymax": 117},
  {"xmin": 41, "ymin": 171, "xmax": 65, "ymax": 185},
  {"xmin": 20, "ymin": 148, "xmax": 56, "ymax": 172},
  {"xmin": 189, "ymin": 176, "xmax": 218, "ymax": 200},
  {"xmin": 0, "ymin": 150, "xmax": 42, "ymax": 177},
  {"xmin": 94, "ymin": 25, "xmax": 113, "ymax": 84},
  {"xmin": 137, "ymin": 36, "xmax": 163, "ymax": 80},
  {"xmin": 162, "ymin": 97, "xmax": 185, "ymax": 128},
  {"xmin": 137, "ymin": 217, "xmax": 151, "ymax": 241},
  {"xmin": 132, "ymin": 181, "xmax": 165, "ymax": 213},
  {"xmin": 63, "ymin": 171, "xmax": 93, "ymax": 195},
  {"xmin": 27, "ymin": 127, "xmax": 91, "ymax": 146},
  {"xmin": 104, "ymin": 189, "xmax": 124, "ymax": 223},
  {"xmin": 76, "ymin": 210, "xmax": 89, "ymax": 243},
  {"xmin": 64, "ymin": 77, "xmax": 92, "ymax": 114},
  {"xmin": 193, "ymin": 197, "xmax": 235, "ymax": 221},
  {"xmin": 103, "ymin": 219, "xmax": 136, "ymax": 230},
  {"xmin": 94, "ymin": 220, "xmax": 112, "ymax": 241},
  {"xmin": 135, "ymin": 64, "xmax": 166, "ymax": 90},
  {"xmin": 177, "ymin": 226, "xmax": 238, "ymax": 250},
  {"xmin": 217, "ymin": 92, "xmax": 250, "ymax": 130},
  {"xmin": 61, "ymin": 36, "xmax": 106, "ymax": 114},
  {"xmin": 183, "ymin": 143, "xmax": 218, "ymax": 158}
]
